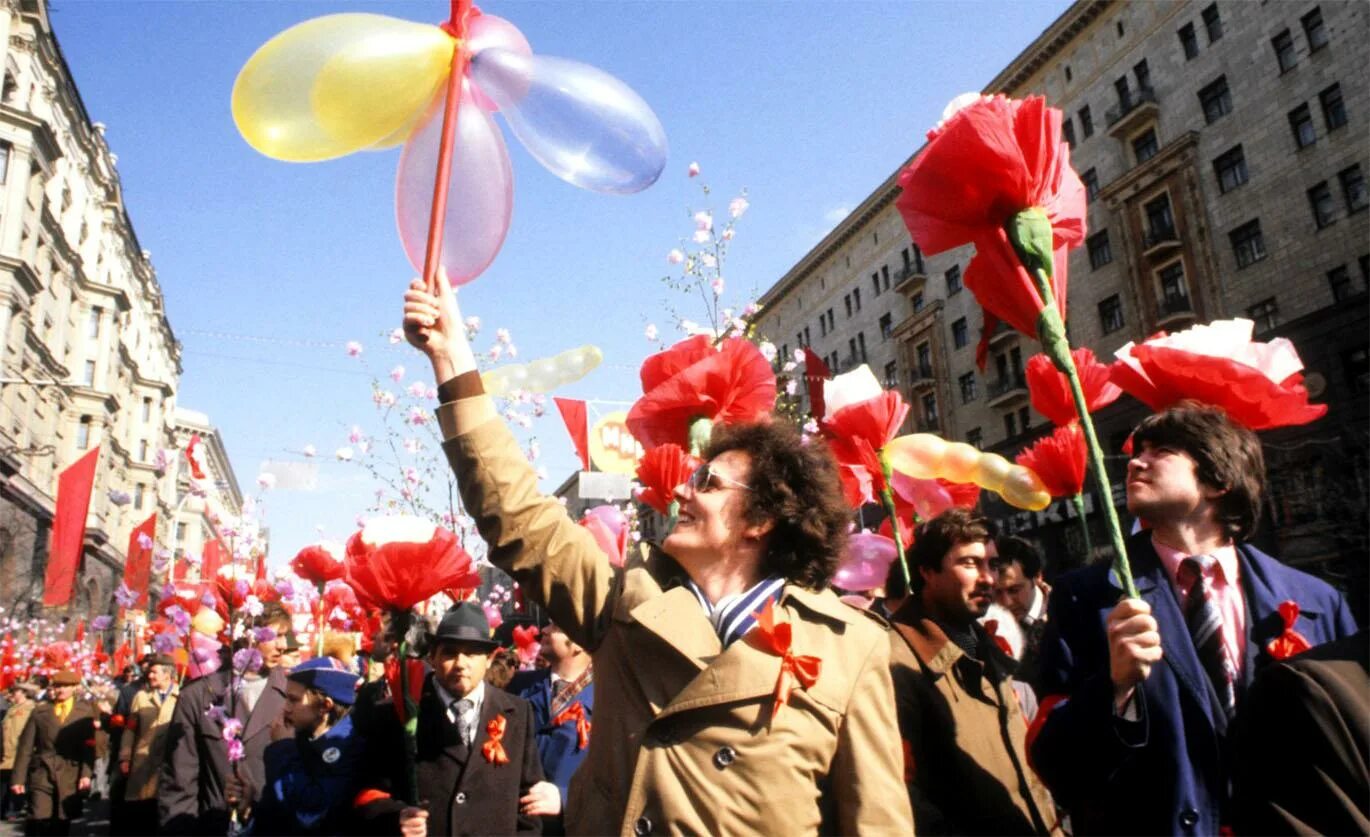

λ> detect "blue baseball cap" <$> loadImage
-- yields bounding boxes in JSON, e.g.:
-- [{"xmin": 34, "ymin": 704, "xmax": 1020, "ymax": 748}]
[{"xmin": 288, "ymin": 656, "xmax": 361, "ymax": 706}]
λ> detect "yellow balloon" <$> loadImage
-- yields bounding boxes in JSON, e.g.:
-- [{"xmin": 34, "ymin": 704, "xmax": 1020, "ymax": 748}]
[
  {"xmin": 941, "ymin": 442, "xmax": 980, "ymax": 484},
  {"xmin": 482, "ymin": 345, "xmax": 603, "ymax": 396},
  {"xmin": 884, "ymin": 433, "xmax": 1051, "ymax": 511},
  {"xmin": 884, "ymin": 433, "xmax": 945, "ymax": 480},
  {"xmin": 1001, "ymin": 468, "xmax": 1051, "ymax": 511},
  {"xmin": 233, "ymin": 14, "xmax": 454, "ymax": 162},
  {"xmin": 191, "ymin": 607, "xmax": 224, "ymax": 637}
]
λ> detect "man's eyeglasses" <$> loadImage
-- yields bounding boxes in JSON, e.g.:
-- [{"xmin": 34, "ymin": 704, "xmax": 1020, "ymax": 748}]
[{"xmin": 687, "ymin": 462, "xmax": 753, "ymax": 493}]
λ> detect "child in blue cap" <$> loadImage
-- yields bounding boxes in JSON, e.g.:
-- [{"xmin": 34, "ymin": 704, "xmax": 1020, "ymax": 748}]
[{"xmin": 247, "ymin": 656, "xmax": 363, "ymax": 835}]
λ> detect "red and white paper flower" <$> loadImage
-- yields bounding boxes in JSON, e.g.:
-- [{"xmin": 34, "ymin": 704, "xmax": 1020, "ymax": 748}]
[{"xmin": 344, "ymin": 516, "xmax": 474, "ymax": 611}]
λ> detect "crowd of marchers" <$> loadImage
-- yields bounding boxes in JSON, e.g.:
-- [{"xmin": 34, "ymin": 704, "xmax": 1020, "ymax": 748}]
[{"xmin": 0, "ymin": 275, "xmax": 1362, "ymax": 836}]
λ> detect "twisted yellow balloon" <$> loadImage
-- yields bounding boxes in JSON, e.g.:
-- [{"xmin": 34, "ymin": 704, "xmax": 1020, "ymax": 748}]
[
  {"xmin": 482, "ymin": 345, "xmax": 603, "ymax": 396},
  {"xmin": 884, "ymin": 433, "xmax": 1051, "ymax": 511}
]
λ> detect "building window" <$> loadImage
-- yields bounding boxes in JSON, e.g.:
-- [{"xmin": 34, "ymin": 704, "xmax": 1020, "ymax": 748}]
[
  {"xmin": 883, "ymin": 361, "xmax": 898, "ymax": 389},
  {"xmin": 76, "ymin": 416, "xmax": 91, "ymax": 449},
  {"xmin": 1133, "ymin": 59, "xmax": 1151, "ymax": 91},
  {"xmin": 843, "ymin": 295, "xmax": 852, "ymax": 319},
  {"xmin": 1308, "ymin": 181, "xmax": 1336, "ymax": 229},
  {"xmin": 959, "ymin": 372, "xmax": 978, "ymax": 404},
  {"xmin": 881, "ymin": 265, "xmax": 890, "ymax": 291},
  {"xmin": 1178, "ymin": 23, "xmax": 1199, "ymax": 59},
  {"xmin": 1247, "ymin": 297, "xmax": 1278, "ymax": 332},
  {"xmin": 1320, "ymin": 84, "xmax": 1347, "ymax": 131},
  {"xmin": 1099, "ymin": 295, "xmax": 1125, "ymax": 334},
  {"xmin": 1213, "ymin": 145, "xmax": 1248, "ymax": 193},
  {"xmin": 1088, "ymin": 230, "xmax": 1113, "ymax": 269},
  {"xmin": 1144, "ymin": 193, "xmax": 1176, "ymax": 241},
  {"xmin": 945, "ymin": 265, "xmax": 962, "ymax": 295},
  {"xmin": 142, "ymin": 397, "xmax": 153, "ymax": 422},
  {"xmin": 1078, "ymin": 105, "xmax": 1093, "ymax": 138},
  {"xmin": 1019, "ymin": 406, "xmax": 1032, "ymax": 432},
  {"xmin": 0, "ymin": 142, "xmax": 9, "ymax": 185},
  {"xmin": 1004, "ymin": 412, "xmax": 1018, "ymax": 439},
  {"xmin": 1344, "ymin": 346, "xmax": 1369, "ymax": 396},
  {"xmin": 922, "ymin": 393, "xmax": 938, "ymax": 426},
  {"xmin": 1229, "ymin": 219, "xmax": 1267, "ymax": 267},
  {"xmin": 1116, "ymin": 19, "xmax": 1125, "ymax": 37},
  {"xmin": 871, "ymin": 273, "xmax": 880, "ymax": 296},
  {"xmin": 134, "ymin": 484, "xmax": 145, "ymax": 511},
  {"xmin": 1302, "ymin": 7, "xmax": 1328, "ymax": 52},
  {"xmin": 826, "ymin": 311, "xmax": 834, "ymax": 332},
  {"xmin": 1063, "ymin": 118, "xmax": 1076, "ymax": 148},
  {"xmin": 81, "ymin": 360, "xmax": 96, "ymax": 386},
  {"xmin": 780, "ymin": 344, "xmax": 789, "ymax": 365},
  {"xmin": 911, "ymin": 292, "xmax": 925, "ymax": 313},
  {"xmin": 175, "ymin": 522, "xmax": 187, "ymax": 544},
  {"xmin": 1083, "ymin": 168, "xmax": 1100, "ymax": 202},
  {"xmin": 1272, "ymin": 29, "xmax": 1296, "ymax": 72},
  {"xmin": 138, "ymin": 439, "xmax": 148, "ymax": 461},
  {"xmin": 86, "ymin": 307, "xmax": 101, "ymax": 339},
  {"xmin": 1132, "ymin": 129, "xmax": 1159, "ymax": 164},
  {"xmin": 1201, "ymin": 3, "xmax": 1222, "ymax": 43},
  {"xmin": 1158, "ymin": 261, "xmax": 1189, "ymax": 307},
  {"xmin": 1198, "ymin": 76, "xmax": 1232, "ymax": 124},
  {"xmin": 1340, "ymin": 165, "xmax": 1367, "ymax": 213},
  {"xmin": 795, "ymin": 332, "xmax": 804, "ymax": 350},
  {"xmin": 951, "ymin": 317, "xmax": 969, "ymax": 349},
  {"xmin": 819, "ymin": 316, "xmax": 828, "ymax": 338},
  {"xmin": 1328, "ymin": 265, "xmax": 1353, "ymax": 302},
  {"xmin": 857, "ymin": 332, "xmax": 868, "ymax": 363},
  {"xmin": 879, "ymin": 313, "xmax": 893, "ymax": 340},
  {"xmin": 853, "ymin": 287, "xmax": 862, "ymax": 312},
  {"xmin": 1064, "ymin": 64, "xmax": 1072, "ymax": 83},
  {"xmin": 1289, "ymin": 103, "xmax": 1316, "ymax": 148},
  {"xmin": 966, "ymin": 428, "xmax": 983, "ymax": 449},
  {"xmin": 915, "ymin": 342, "xmax": 932, "ymax": 375}
]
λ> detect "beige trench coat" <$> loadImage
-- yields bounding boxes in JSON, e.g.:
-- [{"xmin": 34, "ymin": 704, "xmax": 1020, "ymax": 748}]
[
  {"xmin": 440, "ymin": 392, "xmax": 913, "ymax": 836},
  {"xmin": 1, "ymin": 700, "xmax": 34, "ymax": 771},
  {"xmin": 117, "ymin": 685, "xmax": 177, "ymax": 801}
]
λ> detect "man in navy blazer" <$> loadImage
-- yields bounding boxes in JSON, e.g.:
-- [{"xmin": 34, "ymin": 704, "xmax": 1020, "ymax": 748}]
[
  {"xmin": 1030, "ymin": 403, "xmax": 1356, "ymax": 836},
  {"xmin": 508, "ymin": 623, "xmax": 593, "ymax": 835}
]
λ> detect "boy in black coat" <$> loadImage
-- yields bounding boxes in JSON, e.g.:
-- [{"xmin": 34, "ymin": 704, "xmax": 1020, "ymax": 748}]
[{"xmin": 354, "ymin": 603, "xmax": 543, "ymax": 836}]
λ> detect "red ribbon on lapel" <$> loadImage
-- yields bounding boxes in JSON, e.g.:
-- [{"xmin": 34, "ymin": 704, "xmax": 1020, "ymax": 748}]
[
  {"xmin": 551, "ymin": 702, "xmax": 591, "ymax": 751},
  {"xmin": 1266, "ymin": 600, "xmax": 1312, "ymax": 660},
  {"xmin": 751, "ymin": 599, "xmax": 821, "ymax": 719},
  {"xmin": 482, "ymin": 714, "xmax": 509, "ymax": 765}
]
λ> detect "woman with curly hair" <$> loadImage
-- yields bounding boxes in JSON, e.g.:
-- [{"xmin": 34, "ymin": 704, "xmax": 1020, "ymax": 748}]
[{"xmin": 383, "ymin": 271, "xmax": 911, "ymax": 836}]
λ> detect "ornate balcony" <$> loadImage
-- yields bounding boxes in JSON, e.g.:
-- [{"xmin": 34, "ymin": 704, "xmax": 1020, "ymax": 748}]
[
  {"xmin": 1106, "ymin": 86, "xmax": 1159, "ymax": 139},
  {"xmin": 1141, "ymin": 224, "xmax": 1181, "ymax": 258},
  {"xmin": 987, "ymin": 373, "xmax": 1028, "ymax": 407},
  {"xmin": 1156, "ymin": 292, "xmax": 1196, "ymax": 328},
  {"xmin": 909, "ymin": 361, "xmax": 937, "ymax": 392},
  {"xmin": 893, "ymin": 262, "xmax": 927, "ymax": 294}
]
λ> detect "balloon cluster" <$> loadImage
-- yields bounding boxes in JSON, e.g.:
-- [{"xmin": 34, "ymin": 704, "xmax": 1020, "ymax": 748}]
[
  {"xmin": 885, "ymin": 434, "xmax": 1050, "ymax": 512},
  {"xmin": 482, "ymin": 345, "xmax": 603, "ymax": 396},
  {"xmin": 233, "ymin": 6, "xmax": 668, "ymax": 286}
]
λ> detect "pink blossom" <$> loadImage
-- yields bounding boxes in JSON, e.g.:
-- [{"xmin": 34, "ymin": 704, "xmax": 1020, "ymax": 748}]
[
  {"xmin": 692, "ymin": 229, "xmax": 711, "ymax": 245},
  {"xmin": 507, "ymin": 345, "xmax": 518, "ymax": 359},
  {"xmin": 388, "ymin": 328, "xmax": 404, "ymax": 344},
  {"xmin": 348, "ymin": 425, "xmax": 365, "ymax": 444},
  {"xmin": 496, "ymin": 328, "xmax": 512, "ymax": 345},
  {"xmin": 729, "ymin": 196, "xmax": 750, "ymax": 219},
  {"xmin": 403, "ymin": 437, "xmax": 422, "ymax": 454},
  {"xmin": 137, "ymin": 532, "xmax": 154, "ymax": 550},
  {"xmin": 464, "ymin": 315, "xmax": 481, "ymax": 334},
  {"xmin": 711, "ymin": 277, "xmax": 726, "ymax": 296},
  {"xmin": 526, "ymin": 440, "xmax": 541, "ymax": 461},
  {"xmin": 782, "ymin": 361, "xmax": 797, "ymax": 373},
  {"xmin": 407, "ymin": 407, "xmax": 429, "ymax": 426},
  {"xmin": 667, "ymin": 249, "xmax": 684, "ymax": 265},
  {"xmin": 700, "ymin": 252, "xmax": 717, "ymax": 268},
  {"xmin": 759, "ymin": 341, "xmax": 777, "ymax": 362},
  {"xmin": 404, "ymin": 467, "xmax": 420, "ymax": 485},
  {"xmin": 357, "ymin": 440, "xmax": 371, "ymax": 455},
  {"xmin": 793, "ymin": 348, "xmax": 806, "ymax": 363},
  {"xmin": 693, "ymin": 211, "xmax": 713, "ymax": 231},
  {"xmin": 742, "ymin": 302, "xmax": 761, "ymax": 318},
  {"xmin": 373, "ymin": 390, "xmax": 397, "ymax": 408},
  {"xmin": 785, "ymin": 379, "xmax": 798, "ymax": 396},
  {"xmin": 722, "ymin": 228, "xmax": 735, "ymax": 241},
  {"xmin": 687, "ymin": 161, "xmax": 700, "ymax": 178},
  {"xmin": 388, "ymin": 365, "xmax": 405, "ymax": 382},
  {"xmin": 644, "ymin": 324, "xmax": 658, "ymax": 341},
  {"xmin": 406, "ymin": 381, "xmax": 427, "ymax": 398},
  {"xmin": 108, "ymin": 489, "xmax": 131, "ymax": 506},
  {"xmin": 489, "ymin": 345, "xmax": 504, "ymax": 361},
  {"xmin": 424, "ymin": 386, "xmax": 438, "ymax": 400},
  {"xmin": 345, "ymin": 341, "xmax": 363, "ymax": 357}
]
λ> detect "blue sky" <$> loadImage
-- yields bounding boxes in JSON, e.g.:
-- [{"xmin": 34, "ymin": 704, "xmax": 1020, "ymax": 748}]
[{"xmin": 51, "ymin": 0, "xmax": 1069, "ymax": 562}]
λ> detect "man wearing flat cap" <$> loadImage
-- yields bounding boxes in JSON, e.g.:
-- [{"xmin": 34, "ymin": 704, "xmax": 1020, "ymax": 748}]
[
  {"xmin": 11, "ymin": 670, "xmax": 100, "ymax": 835},
  {"xmin": 1, "ymin": 682, "xmax": 38, "ymax": 821},
  {"xmin": 355, "ymin": 601, "xmax": 545, "ymax": 836},
  {"xmin": 115, "ymin": 653, "xmax": 178, "ymax": 835}
]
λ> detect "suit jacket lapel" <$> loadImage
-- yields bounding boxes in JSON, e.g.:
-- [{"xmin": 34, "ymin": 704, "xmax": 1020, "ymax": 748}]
[
  {"xmin": 243, "ymin": 667, "xmax": 287, "ymax": 742},
  {"xmin": 1236, "ymin": 543, "xmax": 1288, "ymax": 692},
  {"xmin": 1132, "ymin": 537, "xmax": 1221, "ymax": 731}
]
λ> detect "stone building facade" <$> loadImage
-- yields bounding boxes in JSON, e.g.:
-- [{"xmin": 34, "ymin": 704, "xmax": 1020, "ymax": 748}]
[
  {"xmin": 752, "ymin": 0, "xmax": 1369, "ymax": 612},
  {"xmin": 0, "ymin": 0, "xmax": 241, "ymax": 619}
]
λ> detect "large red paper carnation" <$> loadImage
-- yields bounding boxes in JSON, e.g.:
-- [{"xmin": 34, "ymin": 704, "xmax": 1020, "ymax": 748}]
[
  {"xmin": 1111, "ymin": 318, "xmax": 1326, "ymax": 430},
  {"xmin": 821, "ymin": 367, "xmax": 911, "ymax": 507},
  {"xmin": 626, "ymin": 335, "xmax": 776, "ymax": 450},
  {"xmin": 1027, "ymin": 348, "xmax": 1121, "ymax": 427},
  {"xmin": 1016, "ymin": 424, "xmax": 1086, "ymax": 498},
  {"xmin": 823, "ymin": 391, "xmax": 910, "ymax": 452},
  {"xmin": 896, "ymin": 95, "xmax": 1086, "ymax": 367},
  {"xmin": 344, "ymin": 517, "xmax": 474, "ymax": 611},
  {"xmin": 634, "ymin": 444, "xmax": 699, "ymax": 515},
  {"xmin": 290, "ymin": 542, "xmax": 346, "ymax": 586}
]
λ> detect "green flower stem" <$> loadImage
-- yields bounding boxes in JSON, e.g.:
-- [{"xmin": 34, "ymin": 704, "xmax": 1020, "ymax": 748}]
[
  {"xmin": 395, "ymin": 611, "xmax": 419, "ymax": 804},
  {"xmin": 879, "ymin": 452, "xmax": 912, "ymax": 587},
  {"xmin": 1070, "ymin": 492, "xmax": 1093, "ymax": 565},
  {"xmin": 1032, "ymin": 275, "xmax": 1137, "ymax": 599}
]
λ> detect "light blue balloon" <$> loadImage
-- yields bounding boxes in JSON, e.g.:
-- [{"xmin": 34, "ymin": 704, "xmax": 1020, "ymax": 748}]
[{"xmin": 470, "ymin": 48, "xmax": 667, "ymax": 195}]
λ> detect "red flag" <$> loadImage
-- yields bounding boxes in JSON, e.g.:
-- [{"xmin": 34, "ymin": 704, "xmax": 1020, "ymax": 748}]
[
  {"xmin": 255, "ymin": 552, "xmax": 266, "ymax": 582},
  {"xmin": 553, "ymin": 398, "xmax": 590, "ymax": 471},
  {"xmin": 73, "ymin": 620, "xmax": 85, "ymax": 644},
  {"xmin": 202, "ymin": 539, "xmax": 222, "ymax": 582},
  {"xmin": 185, "ymin": 434, "xmax": 206, "ymax": 480},
  {"xmin": 124, "ymin": 513, "xmax": 157, "ymax": 609},
  {"xmin": 803, "ymin": 348, "xmax": 832, "ymax": 421},
  {"xmin": 44, "ymin": 447, "xmax": 100, "ymax": 607}
]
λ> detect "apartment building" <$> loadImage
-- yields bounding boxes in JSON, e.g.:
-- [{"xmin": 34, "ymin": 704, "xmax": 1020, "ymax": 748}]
[{"xmin": 753, "ymin": 0, "xmax": 1368, "ymax": 602}]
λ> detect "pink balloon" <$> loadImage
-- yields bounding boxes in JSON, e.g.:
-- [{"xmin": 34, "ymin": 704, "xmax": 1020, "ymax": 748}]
[
  {"xmin": 891, "ymin": 471, "xmax": 955, "ymax": 520},
  {"xmin": 464, "ymin": 14, "xmax": 532, "ymax": 112},
  {"xmin": 186, "ymin": 633, "xmax": 223, "ymax": 680},
  {"xmin": 395, "ymin": 80, "xmax": 513, "ymax": 286},
  {"xmin": 579, "ymin": 508, "xmax": 628, "ymax": 568},
  {"xmin": 482, "ymin": 601, "xmax": 504, "ymax": 631},
  {"xmin": 833, "ymin": 532, "xmax": 898, "ymax": 593}
]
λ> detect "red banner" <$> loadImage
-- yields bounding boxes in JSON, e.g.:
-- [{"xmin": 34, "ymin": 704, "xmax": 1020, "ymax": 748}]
[
  {"xmin": 202, "ymin": 538, "xmax": 222, "ymax": 582},
  {"xmin": 43, "ymin": 446, "xmax": 100, "ymax": 607},
  {"xmin": 553, "ymin": 397, "xmax": 590, "ymax": 471},
  {"xmin": 123, "ymin": 513, "xmax": 157, "ymax": 609}
]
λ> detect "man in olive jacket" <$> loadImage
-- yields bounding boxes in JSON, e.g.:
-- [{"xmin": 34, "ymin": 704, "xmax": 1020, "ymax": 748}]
[
  {"xmin": 400, "ymin": 272, "xmax": 912, "ymax": 836},
  {"xmin": 11, "ymin": 670, "xmax": 99, "ymax": 835}
]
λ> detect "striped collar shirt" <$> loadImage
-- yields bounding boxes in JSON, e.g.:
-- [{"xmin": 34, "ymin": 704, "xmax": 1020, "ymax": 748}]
[{"xmin": 686, "ymin": 576, "xmax": 786, "ymax": 648}]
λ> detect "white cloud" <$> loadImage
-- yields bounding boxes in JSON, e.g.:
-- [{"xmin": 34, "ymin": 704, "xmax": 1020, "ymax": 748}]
[{"xmin": 823, "ymin": 205, "xmax": 852, "ymax": 225}]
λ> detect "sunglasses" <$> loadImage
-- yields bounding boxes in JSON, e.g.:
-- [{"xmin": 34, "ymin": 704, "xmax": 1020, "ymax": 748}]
[{"xmin": 687, "ymin": 462, "xmax": 753, "ymax": 493}]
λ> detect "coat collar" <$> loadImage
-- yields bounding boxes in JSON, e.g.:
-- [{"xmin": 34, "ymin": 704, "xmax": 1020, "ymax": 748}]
[
  {"xmin": 242, "ymin": 666, "xmax": 288, "ymax": 742},
  {"xmin": 889, "ymin": 598, "xmax": 1016, "ymax": 679}
]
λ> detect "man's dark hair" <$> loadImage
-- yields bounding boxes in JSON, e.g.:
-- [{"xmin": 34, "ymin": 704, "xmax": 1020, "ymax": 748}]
[
  {"xmin": 703, "ymin": 421, "xmax": 851, "ymax": 589},
  {"xmin": 1131, "ymin": 401, "xmax": 1265, "ymax": 540},
  {"xmin": 254, "ymin": 601, "xmax": 293, "ymax": 631},
  {"xmin": 907, "ymin": 507, "xmax": 991, "ymax": 595},
  {"xmin": 883, "ymin": 549, "xmax": 909, "ymax": 601},
  {"xmin": 994, "ymin": 535, "xmax": 1043, "ymax": 579}
]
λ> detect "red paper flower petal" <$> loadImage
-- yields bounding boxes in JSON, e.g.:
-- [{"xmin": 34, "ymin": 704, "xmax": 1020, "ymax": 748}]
[
  {"xmin": 634, "ymin": 444, "xmax": 699, "ymax": 515},
  {"xmin": 1126, "ymin": 345, "xmax": 1327, "ymax": 430},
  {"xmin": 627, "ymin": 337, "xmax": 777, "ymax": 450},
  {"xmin": 1015, "ymin": 424, "xmax": 1086, "ymax": 498},
  {"xmin": 822, "ymin": 392, "xmax": 911, "ymax": 451},
  {"xmin": 1027, "ymin": 349, "xmax": 1122, "ymax": 426},
  {"xmin": 344, "ymin": 527, "xmax": 474, "ymax": 612},
  {"xmin": 290, "ymin": 544, "xmax": 346, "ymax": 586}
]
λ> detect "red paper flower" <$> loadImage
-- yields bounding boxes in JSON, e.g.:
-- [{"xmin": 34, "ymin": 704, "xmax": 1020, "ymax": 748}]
[
  {"xmin": 482, "ymin": 714, "xmax": 509, "ymax": 765},
  {"xmin": 823, "ymin": 391, "xmax": 910, "ymax": 452},
  {"xmin": 1111, "ymin": 319, "xmax": 1326, "ymax": 430},
  {"xmin": 384, "ymin": 655, "xmax": 427, "ymax": 723},
  {"xmin": 512, "ymin": 625, "xmax": 540, "ymax": 666},
  {"xmin": 820, "ymin": 368, "xmax": 911, "ymax": 507},
  {"xmin": 634, "ymin": 444, "xmax": 699, "ymax": 514},
  {"xmin": 626, "ymin": 335, "xmax": 776, "ymax": 450},
  {"xmin": 290, "ymin": 542, "xmax": 346, "ymax": 586},
  {"xmin": 940, "ymin": 479, "xmax": 982, "ymax": 510},
  {"xmin": 344, "ymin": 517, "xmax": 474, "ymax": 611},
  {"xmin": 1015, "ymin": 423, "xmax": 1086, "ymax": 498},
  {"xmin": 321, "ymin": 581, "xmax": 366, "ymax": 631},
  {"xmin": 1027, "ymin": 348, "xmax": 1121, "ymax": 426},
  {"xmin": 895, "ymin": 95, "xmax": 1086, "ymax": 367}
]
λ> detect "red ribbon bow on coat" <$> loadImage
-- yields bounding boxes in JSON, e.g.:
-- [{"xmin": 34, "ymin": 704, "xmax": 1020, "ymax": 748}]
[
  {"xmin": 750, "ymin": 599, "xmax": 821, "ymax": 720},
  {"xmin": 482, "ymin": 714, "xmax": 509, "ymax": 765},
  {"xmin": 1266, "ymin": 600, "xmax": 1312, "ymax": 660},
  {"xmin": 551, "ymin": 702, "xmax": 591, "ymax": 751}
]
